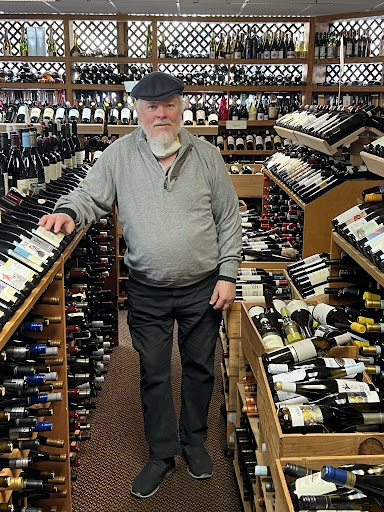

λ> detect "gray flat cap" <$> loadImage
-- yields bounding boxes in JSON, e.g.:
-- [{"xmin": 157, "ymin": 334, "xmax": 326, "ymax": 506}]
[{"xmin": 131, "ymin": 72, "xmax": 184, "ymax": 101}]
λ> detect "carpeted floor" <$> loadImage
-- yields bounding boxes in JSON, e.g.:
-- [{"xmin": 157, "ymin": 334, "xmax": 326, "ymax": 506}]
[{"xmin": 71, "ymin": 311, "xmax": 243, "ymax": 512}]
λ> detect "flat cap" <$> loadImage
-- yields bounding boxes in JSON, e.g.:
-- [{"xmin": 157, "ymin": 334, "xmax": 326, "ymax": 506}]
[{"xmin": 131, "ymin": 72, "xmax": 184, "ymax": 101}]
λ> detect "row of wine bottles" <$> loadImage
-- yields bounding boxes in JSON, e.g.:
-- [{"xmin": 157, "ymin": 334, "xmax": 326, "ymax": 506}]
[
  {"xmin": 283, "ymin": 460, "xmax": 384, "ymax": 510},
  {"xmin": 240, "ymin": 205, "xmax": 301, "ymax": 261},
  {"xmin": 263, "ymin": 145, "xmax": 375, "ymax": 203},
  {"xmin": 276, "ymin": 104, "xmax": 381, "ymax": 145},
  {"xmin": 0, "ymin": 122, "xmax": 86, "ymax": 207},
  {"xmin": 332, "ymin": 190, "xmax": 384, "ymax": 272}
]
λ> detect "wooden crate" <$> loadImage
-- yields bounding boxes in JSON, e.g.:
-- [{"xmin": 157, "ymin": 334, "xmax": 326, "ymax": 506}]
[
  {"xmin": 240, "ymin": 301, "xmax": 353, "ymax": 360},
  {"xmin": 224, "ymin": 262, "xmax": 291, "ymax": 339},
  {"xmin": 255, "ymin": 355, "xmax": 384, "ymax": 466},
  {"xmin": 275, "ymin": 455, "xmax": 384, "ymax": 512}
]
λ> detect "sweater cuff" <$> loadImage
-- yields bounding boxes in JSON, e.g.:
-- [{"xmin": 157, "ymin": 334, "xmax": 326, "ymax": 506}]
[
  {"xmin": 218, "ymin": 260, "xmax": 240, "ymax": 281},
  {"xmin": 218, "ymin": 275, "xmax": 236, "ymax": 284},
  {"xmin": 53, "ymin": 208, "xmax": 77, "ymax": 222}
]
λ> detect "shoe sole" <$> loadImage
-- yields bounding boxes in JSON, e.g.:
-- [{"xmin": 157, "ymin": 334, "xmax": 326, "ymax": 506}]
[
  {"xmin": 130, "ymin": 466, "xmax": 175, "ymax": 499},
  {"xmin": 187, "ymin": 467, "xmax": 213, "ymax": 480}
]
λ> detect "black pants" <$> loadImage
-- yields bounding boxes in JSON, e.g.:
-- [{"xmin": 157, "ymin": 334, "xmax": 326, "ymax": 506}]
[{"xmin": 126, "ymin": 270, "xmax": 222, "ymax": 460}]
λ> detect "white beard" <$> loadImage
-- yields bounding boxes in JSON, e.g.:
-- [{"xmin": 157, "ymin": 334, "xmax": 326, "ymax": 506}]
[{"xmin": 142, "ymin": 123, "xmax": 182, "ymax": 158}]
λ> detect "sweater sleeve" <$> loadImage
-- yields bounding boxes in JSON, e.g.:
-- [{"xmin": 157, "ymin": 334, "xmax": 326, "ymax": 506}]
[
  {"xmin": 209, "ymin": 148, "xmax": 242, "ymax": 280},
  {"xmin": 53, "ymin": 149, "xmax": 116, "ymax": 230}
]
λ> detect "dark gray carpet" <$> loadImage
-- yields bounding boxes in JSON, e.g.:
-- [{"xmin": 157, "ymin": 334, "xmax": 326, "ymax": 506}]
[{"xmin": 71, "ymin": 311, "xmax": 243, "ymax": 512}]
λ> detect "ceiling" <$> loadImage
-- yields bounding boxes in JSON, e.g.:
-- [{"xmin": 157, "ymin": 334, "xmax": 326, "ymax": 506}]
[{"xmin": 0, "ymin": 0, "xmax": 383, "ymax": 17}]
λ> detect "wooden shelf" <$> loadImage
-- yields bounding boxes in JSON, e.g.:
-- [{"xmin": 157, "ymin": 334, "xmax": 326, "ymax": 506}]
[
  {"xmin": 107, "ymin": 122, "xmax": 219, "ymax": 136},
  {"xmin": 230, "ymin": 173, "xmax": 264, "ymax": 197},
  {"xmin": 158, "ymin": 57, "xmax": 307, "ymax": 65},
  {"xmin": 71, "ymin": 83, "xmax": 125, "ymax": 90},
  {"xmin": 314, "ymin": 55, "xmax": 384, "ymax": 65},
  {"xmin": 360, "ymin": 150, "xmax": 384, "ymax": 177},
  {"xmin": 221, "ymin": 150, "xmax": 274, "ymax": 155},
  {"xmin": 0, "ymin": 56, "xmax": 65, "ymax": 62},
  {"xmin": 332, "ymin": 231, "xmax": 384, "ymax": 288},
  {"xmin": 219, "ymin": 120, "xmax": 276, "ymax": 127},
  {"xmin": 184, "ymin": 85, "xmax": 305, "ymax": 92},
  {"xmin": 0, "ymin": 82, "xmax": 66, "ymax": 89},
  {"xmin": 263, "ymin": 169, "xmax": 382, "ymax": 257},
  {"xmin": 312, "ymin": 85, "xmax": 384, "ymax": 92}
]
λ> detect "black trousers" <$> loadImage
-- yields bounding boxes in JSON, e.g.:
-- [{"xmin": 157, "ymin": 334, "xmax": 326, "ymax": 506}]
[{"xmin": 126, "ymin": 270, "xmax": 222, "ymax": 460}]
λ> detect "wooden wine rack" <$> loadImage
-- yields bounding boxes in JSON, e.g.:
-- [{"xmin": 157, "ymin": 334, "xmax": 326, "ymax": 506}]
[
  {"xmin": 0, "ymin": 225, "xmax": 106, "ymax": 512},
  {"xmin": 263, "ymin": 169, "xmax": 383, "ymax": 258}
]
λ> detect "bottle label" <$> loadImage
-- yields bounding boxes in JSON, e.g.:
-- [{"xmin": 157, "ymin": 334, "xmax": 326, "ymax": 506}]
[
  {"xmin": 287, "ymin": 404, "xmax": 323, "ymax": 427},
  {"xmin": 64, "ymin": 158, "xmax": 73, "ymax": 170},
  {"xmin": 44, "ymin": 164, "xmax": 50, "ymax": 184},
  {"xmin": 286, "ymin": 50, "xmax": 295, "ymax": 58},
  {"xmin": 43, "ymin": 107, "xmax": 54, "ymax": 120},
  {"xmin": 209, "ymin": 50, "xmax": 215, "ymax": 59},
  {"xmin": 3, "ymin": 173, "xmax": 8, "ymax": 195},
  {"xmin": 94, "ymin": 109, "xmax": 105, "ymax": 121},
  {"xmin": 196, "ymin": 109, "xmax": 205, "ymax": 121},
  {"xmin": 270, "ymin": 50, "xmax": 279, "ymax": 59},
  {"xmin": 0, "ymin": 281, "xmax": 17, "ymax": 302},
  {"xmin": 234, "ymin": 51, "xmax": 241, "ymax": 59},
  {"xmin": 121, "ymin": 107, "xmax": 131, "ymax": 123},
  {"xmin": 69, "ymin": 108, "xmax": 80, "ymax": 119},
  {"xmin": 272, "ymin": 368, "xmax": 306, "ymax": 383},
  {"xmin": 314, "ymin": 46, "xmax": 320, "ymax": 58},
  {"xmin": 30, "ymin": 107, "xmax": 41, "ymax": 120},
  {"xmin": 76, "ymin": 150, "xmax": 84, "ymax": 166},
  {"xmin": 16, "ymin": 239, "xmax": 49, "ymax": 263},
  {"xmin": 336, "ymin": 379, "xmax": 371, "ymax": 393},
  {"xmin": 0, "ymin": 260, "xmax": 34, "ymax": 289},
  {"xmin": 355, "ymin": 220, "xmax": 379, "ymax": 240},
  {"xmin": 57, "ymin": 162, "xmax": 63, "ymax": 179},
  {"xmin": 208, "ymin": 113, "xmax": 218, "ymax": 124},
  {"xmin": 286, "ymin": 300, "xmax": 308, "ymax": 315},
  {"xmin": 239, "ymin": 284, "xmax": 263, "ymax": 296},
  {"xmin": 278, "ymin": 50, "xmax": 284, "ymax": 59},
  {"xmin": 248, "ymin": 111, "xmax": 256, "ymax": 121},
  {"xmin": 326, "ymin": 46, "xmax": 334, "ymax": 58},
  {"xmin": 346, "ymin": 391, "xmax": 380, "ymax": 403},
  {"xmin": 55, "ymin": 107, "xmax": 65, "ymax": 120},
  {"xmin": 16, "ymin": 178, "xmax": 30, "ymax": 195},
  {"xmin": 159, "ymin": 51, "xmax": 166, "ymax": 58},
  {"xmin": 82, "ymin": 107, "xmax": 92, "ymax": 122},
  {"xmin": 49, "ymin": 163, "xmax": 57, "ymax": 182},
  {"xmin": 312, "ymin": 303, "xmax": 333, "ymax": 325},
  {"xmin": 183, "ymin": 110, "xmax": 193, "ymax": 123},
  {"xmin": 334, "ymin": 204, "xmax": 362, "ymax": 225},
  {"xmin": 263, "ymin": 333, "xmax": 284, "ymax": 350},
  {"xmin": 13, "ymin": 245, "xmax": 43, "ymax": 267},
  {"xmin": 35, "ymin": 226, "xmax": 64, "ymax": 248},
  {"xmin": 288, "ymin": 339, "xmax": 317, "ymax": 363},
  {"xmin": 323, "ymin": 358, "xmax": 355, "ymax": 368},
  {"xmin": 111, "ymin": 108, "xmax": 119, "ymax": 121},
  {"xmin": 276, "ymin": 391, "xmax": 305, "ymax": 403},
  {"xmin": 29, "ymin": 177, "xmax": 39, "ymax": 193},
  {"xmin": 257, "ymin": 113, "xmax": 264, "ymax": 121},
  {"xmin": 227, "ymin": 135, "xmax": 234, "ymax": 146},
  {"xmin": 295, "ymin": 471, "xmax": 337, "ymax": 497}
]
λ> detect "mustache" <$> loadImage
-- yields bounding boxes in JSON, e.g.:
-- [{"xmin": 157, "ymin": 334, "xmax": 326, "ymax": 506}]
[{"xmin": 153, "ymin": 121, "xmax": 173, "ymax": 126}]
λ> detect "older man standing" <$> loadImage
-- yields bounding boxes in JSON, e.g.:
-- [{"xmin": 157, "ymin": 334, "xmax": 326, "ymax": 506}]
[{"xmin": 39, "ymin": 72, "xmax": 242, "ymax": 499}]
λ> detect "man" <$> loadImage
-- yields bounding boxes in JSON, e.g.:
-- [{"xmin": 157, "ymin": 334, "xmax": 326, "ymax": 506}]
[{"xmin": 39, "ymin": 72, "xmax": 242, "ymax": 499}]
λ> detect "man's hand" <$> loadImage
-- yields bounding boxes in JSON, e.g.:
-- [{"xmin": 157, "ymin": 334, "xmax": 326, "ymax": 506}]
[
  {"xmin": 38, "ymin": 213, "xmax": 75, "ymax": 235},
  {"xmin": 209, "ymin": 280, "xmax": 236, "ymax": 311}
]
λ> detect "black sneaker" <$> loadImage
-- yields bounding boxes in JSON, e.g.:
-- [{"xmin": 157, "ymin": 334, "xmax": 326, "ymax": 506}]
[
  {"xmin": 182, "ymin": 444, "xmax": 213, "ymax": 479},
  {"xmin": 130, "ymin": 457, "xmax": 175, "ymax": 498}
]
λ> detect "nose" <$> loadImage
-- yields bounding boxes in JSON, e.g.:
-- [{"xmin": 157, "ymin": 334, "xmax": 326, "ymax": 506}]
[{"xmin": 156, "ymin": 105, "xmax": 167, "ymax": 118}]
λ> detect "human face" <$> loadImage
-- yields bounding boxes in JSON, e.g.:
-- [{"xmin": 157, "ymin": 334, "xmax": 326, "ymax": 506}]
[{"xmin": 138, "ymin": 94, "xmax": 182, "ymax": 145}]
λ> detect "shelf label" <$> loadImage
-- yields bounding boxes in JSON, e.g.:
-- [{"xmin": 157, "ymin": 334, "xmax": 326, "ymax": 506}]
[
  {"xmin": 226, "ymin": 120, "xmax": 247, "ymax": 130},
  {"xmin": 124, "ymin": 80, "xmax": 137, "ymax": 92}
]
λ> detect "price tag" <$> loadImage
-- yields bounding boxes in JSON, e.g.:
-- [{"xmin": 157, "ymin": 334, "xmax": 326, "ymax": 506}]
[{"xmin": 226, "ymin": 120, "xmax": 247, "ymax": 130}]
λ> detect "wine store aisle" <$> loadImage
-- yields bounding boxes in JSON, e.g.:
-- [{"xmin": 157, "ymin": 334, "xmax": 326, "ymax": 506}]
[{"xmin": 71, "ymin": 311, "xmax": 242, "ymax": 512}]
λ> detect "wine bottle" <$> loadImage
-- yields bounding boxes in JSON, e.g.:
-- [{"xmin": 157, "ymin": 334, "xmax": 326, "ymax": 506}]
[
  {"xmin": 312, "ymin": 303, "xmax": 366, "ymax": 333},
  {"xmin": 321, "ymin": 465, "xmax": 384, "ymax": 502},
  {"xmin": 262, "ymin": 332, "xmax": 352, "ymax": 366}
]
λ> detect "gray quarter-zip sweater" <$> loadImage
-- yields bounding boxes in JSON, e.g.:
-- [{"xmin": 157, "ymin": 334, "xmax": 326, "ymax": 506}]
[{"xmin": 55, "ymin": 127, "xmax": 242, "ymax": 287}]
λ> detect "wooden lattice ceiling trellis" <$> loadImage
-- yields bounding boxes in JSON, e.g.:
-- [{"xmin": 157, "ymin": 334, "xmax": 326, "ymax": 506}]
[{"xmin": 0, "ymin": 20, "xmax": 65, "ymax": 56}]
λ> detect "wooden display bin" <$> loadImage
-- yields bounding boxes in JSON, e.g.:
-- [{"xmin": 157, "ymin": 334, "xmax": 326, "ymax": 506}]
[
  {"xmin": 275, "ymin": 455, "xmax": 384, "ymax": 512},
  {"xmin": 230, "ymin": 173, "xmax": 264, "ymax": 197},
  {"xmin": 254, "ymin": 355, "xmax": 384, "ymax": 468},
  {"xmin": 223, "ymin": 262, "xmax": 291, "ymax": 339}
]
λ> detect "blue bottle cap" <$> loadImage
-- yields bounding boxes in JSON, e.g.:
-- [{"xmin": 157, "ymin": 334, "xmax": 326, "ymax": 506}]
[
  {"xmin": 25, "ymin": 374, "xmax": 46, "ymax": 384},
  {"xmin": 321, "ymin": 465, "xmax": 348, "ymax": 486},
  {"xmin": 34, "ymin": 421, "xmax": 52, "ymax": 431},
  {"xmin": 28, "ymin": 344, "xmax": 47, "ymax": 355}
]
